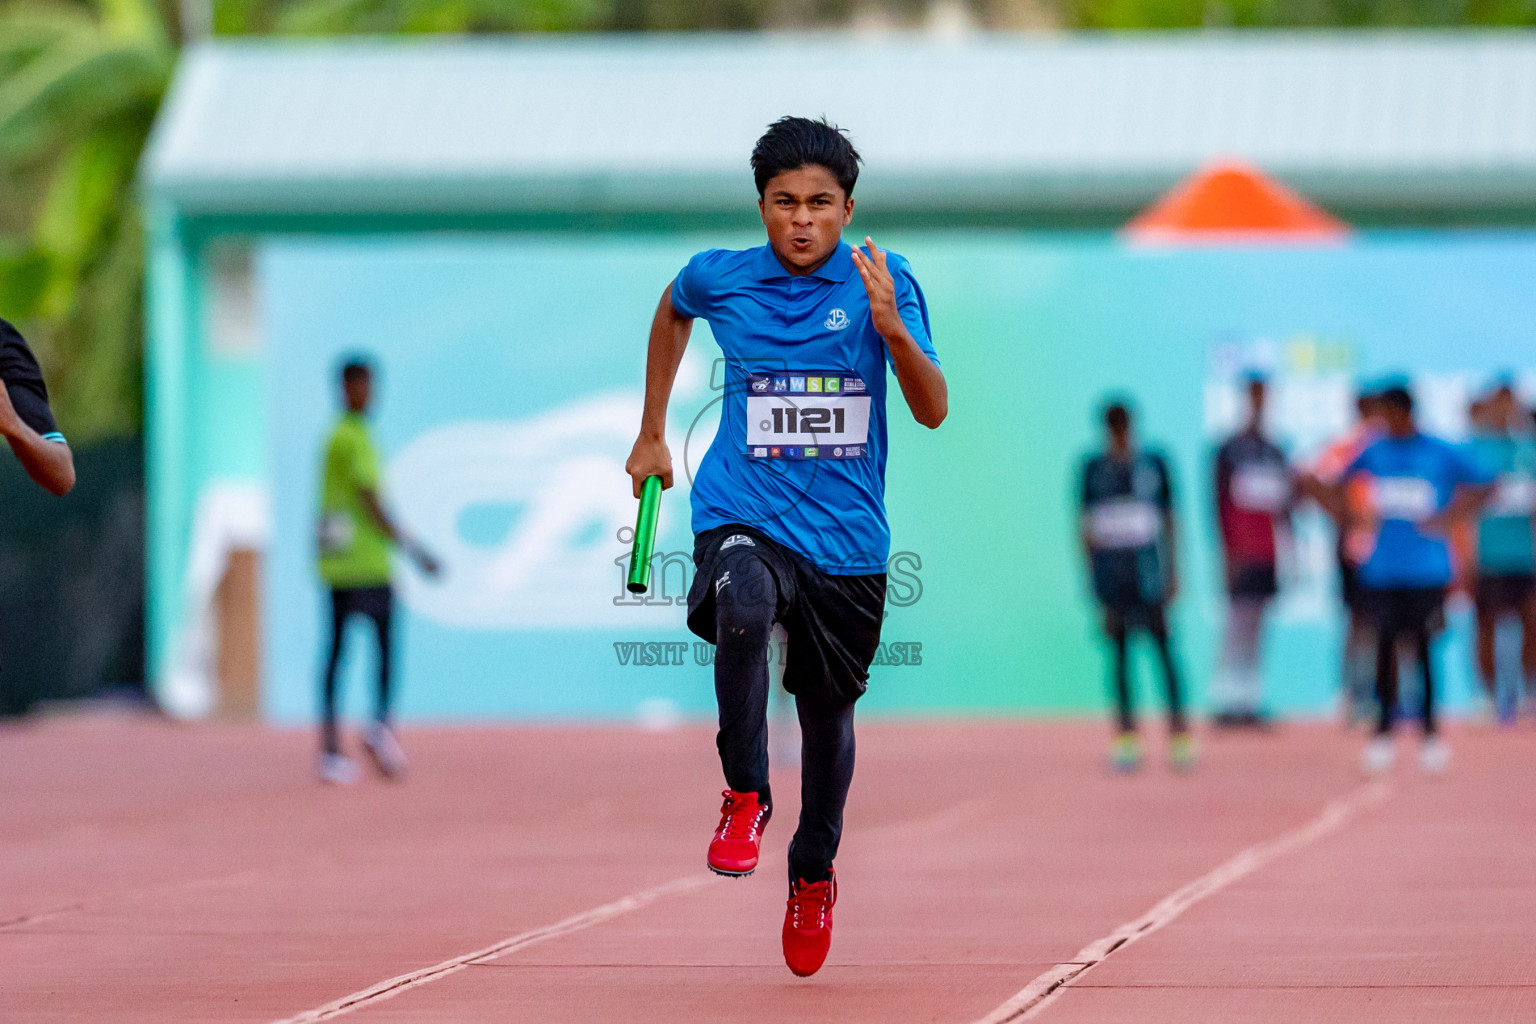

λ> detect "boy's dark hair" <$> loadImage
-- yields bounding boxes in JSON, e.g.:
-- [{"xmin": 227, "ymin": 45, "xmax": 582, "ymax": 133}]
[
  {"xmin": 751, "ymin": 116, "xmax": 861, "ymax": 198},
  {"xmin": 1379, "ymin": 385, "xmax": 1414, "ymax": 413},
  {"xmin": 1103, "ymin": 401, "xmax": 1132, "ymax": 433},
  {"xmin": 340, "ymin": 357, "xmax": 373, "ymax": 385}
]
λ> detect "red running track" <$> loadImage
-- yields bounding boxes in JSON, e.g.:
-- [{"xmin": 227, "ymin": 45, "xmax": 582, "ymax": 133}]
[{"xmin": 2, "ymin": 714, "xmax": 1533, "ymax": 1022}]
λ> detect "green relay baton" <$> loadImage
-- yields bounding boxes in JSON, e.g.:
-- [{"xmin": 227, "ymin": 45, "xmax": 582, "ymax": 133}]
[{"xmin": 626, "ymin": 475, "xmax": 663, "ymax": 594}]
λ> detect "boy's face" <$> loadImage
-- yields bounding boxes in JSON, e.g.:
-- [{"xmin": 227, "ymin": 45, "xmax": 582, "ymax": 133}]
[
  {"xmin": 758, "ymin": 165, "xmax": 854, "ymax": 273},
  {"xmin": 1247, "ymin": 380, "xmax": 1267, "ymax": 422},
  {"xmin": 1382, "ymin": 403, "xmax": 1414, "ymax": 436},
  {"xmin": 344, "ymin": 373, "xmax": 373, "ymax": 413},
  {"xmin": 1491, "ymin": 386, "xmax": 1517, "ymax": 427}
]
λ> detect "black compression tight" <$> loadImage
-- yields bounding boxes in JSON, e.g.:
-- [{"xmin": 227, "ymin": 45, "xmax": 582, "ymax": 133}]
[{"xmin": 712, "ymin": 546, "xmax": 855, "ymax": 886}]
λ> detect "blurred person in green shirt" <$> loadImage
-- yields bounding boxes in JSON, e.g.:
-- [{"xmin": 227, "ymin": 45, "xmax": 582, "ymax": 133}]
[
  {"xmin": 1467, "ymin": 382, "xmax": 1536, "ymax": 725},
  {"xmin": 317, "ymin": 358, "xmax": 439, "ymax": 785}
]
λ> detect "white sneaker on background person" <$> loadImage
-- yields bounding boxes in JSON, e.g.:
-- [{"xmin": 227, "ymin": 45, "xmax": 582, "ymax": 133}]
[
  {"xmin": 363, "ymin": 722, "xmax": 408, "ymax": 780},
  {"xmin": 1361, "ymin": 736, "xmax": 1396, "ymax": 776},
  {"xmin": 1419, "ymin": 736, "xmax": 1451, "ymax": 775},
  {"xmin": 318, "ymin": 752, "xmax": 361, "ymax": 785}
]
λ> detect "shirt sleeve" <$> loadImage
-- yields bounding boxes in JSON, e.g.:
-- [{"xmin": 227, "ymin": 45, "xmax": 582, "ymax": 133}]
[
  {"xmin": 669, "ymin": 249, "xmax": 719, "ymax": 321},
  {"xmin": 1449, "ymin": 441, "xmax": 1495, "ymax": 487},
  {"xmin": 1340, "ymin": 446, "xmax": 1371, "ymax": 481},
  {"xmin": 884, "ymin": 254, "xmax": 940, "ymax": 371},
  {"xmin": 1213, "ymin": 442, "xmax": 1233, "ymax": 508},
  {"xmin": 1155, "ymin": 454, "xmax": 1175, "ymax": 511},
  {"xmin": 0, "ymin": 319, "xmax": 63, "ymax": 442}
]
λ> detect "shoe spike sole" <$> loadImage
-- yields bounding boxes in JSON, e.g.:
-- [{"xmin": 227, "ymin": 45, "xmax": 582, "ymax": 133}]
[{"xmin": 707, "ymin": 863, "xmax": 756, "ymax": 878}]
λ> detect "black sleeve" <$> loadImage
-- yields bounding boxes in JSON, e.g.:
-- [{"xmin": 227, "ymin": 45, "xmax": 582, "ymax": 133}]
[
  {"xmin": 1213, "ymin": 441, "xmax": 1232, "ymax": 509},
  {"xmin": 1078, "ymin": 456, "xmax": 1095, "ymax": 512},
  {"xmin": 1152, "ymin": 451, "xmax": 1175, "ymax": 510},
  {"xmin": 0, "ymin": 318, "xmax": 62, "ymax": 440}
]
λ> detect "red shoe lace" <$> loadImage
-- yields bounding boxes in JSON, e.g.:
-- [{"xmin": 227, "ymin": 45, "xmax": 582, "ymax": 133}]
[
  {"xmin": 788, "ymin": 876, "xmax": 836, "ymax": 930},
  {"xmin": 717, "ymin": 791, "xmax": 765, "ymax": 843}
]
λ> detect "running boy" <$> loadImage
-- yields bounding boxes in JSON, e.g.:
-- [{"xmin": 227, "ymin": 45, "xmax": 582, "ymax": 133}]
[
  {"xmin": 1079, "ymin": 401, "xmax": 1193, "ymax": 772},
  {"xmin": 1211, "ymin": 375, "xmax": 1293, "ymax": 727},
  {"xmin": 316, "ymin": 358, "xmax": 439, "ymax": 785},
  {"xmin": 624, "ymin": 117, "xmax": 946, "ymax": 977},
  {"xmin": 1305, "ymin": 385, "xmax": 1492, "ymax": 774}
]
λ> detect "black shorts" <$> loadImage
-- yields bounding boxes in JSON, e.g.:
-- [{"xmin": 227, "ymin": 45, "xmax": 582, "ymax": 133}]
[
  {"xmin": 1475, "ymin": 574, "xmax": 1536, "ymax": 617},
  {"xmin": 687, "ymin": 524, "xmax": 885, "ymax": 705},
  {"xmin": 1101, "ymin": 601, "xmax": 1169, "ymax": 640},
  {"xmin": 1228, "ymin": 562, "xmax": 1278, "ymax": 599},
  {"xmin": 1366, "ymin": 586, "xmax": 1444, "ymax": 634}
]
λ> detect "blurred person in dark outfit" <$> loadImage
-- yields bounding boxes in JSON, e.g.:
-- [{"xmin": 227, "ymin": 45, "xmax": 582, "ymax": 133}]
[
  {"xmin": 0, "ymin": 319, "xmax": 74, "ymax": 497},
  {"xmin": 0, "ymin": 318, "xmax": 75, "ymax": 713},
  {"xmin": 1211, "ymin": 375, "xmax": 1293, "ymax": 728},
  {"xmin": 1078, "ymin": 400, "xmax": 1193, "ymax": 773}
]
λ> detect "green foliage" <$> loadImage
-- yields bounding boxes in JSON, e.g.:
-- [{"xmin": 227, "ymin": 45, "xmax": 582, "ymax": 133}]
[
  {"xmin": 269, "ymin": 0, "xmax": 608, "ymax": 34},
  {"xmin": 1064, "ymin": 0, "xmax": 1536, "ymax": 27},
  {"xmin": 0, "ymin": 0, "xmax": 172, "ymax": 441}
]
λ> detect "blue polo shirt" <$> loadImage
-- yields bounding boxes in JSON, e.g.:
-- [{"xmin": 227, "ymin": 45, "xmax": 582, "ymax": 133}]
[
  {"xmin": 1344, "ymin": 432, "xmax": 1492, "ymax": 589},
  {"xmin": 671, "ymin": 241, "xmax": 938, "ymax": 574}
]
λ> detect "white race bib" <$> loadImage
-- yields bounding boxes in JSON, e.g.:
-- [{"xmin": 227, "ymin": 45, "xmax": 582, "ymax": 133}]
[
  {"xmin": 318, "ymin": 512, "xmax": 356, "ymax": 554},
  {"xmin": 1088, "ymin": 499, "xmax": 1161, "ymax": 549},
  {"xmin": 1489, "ymin": 473, "xmax": 1536, "ymax": 517},
  {"xmin": 1372, "ymin": 476, "xmax": 1438, "ymax": 522},
  {"xmin": 1231, "ymin": 464, "xmax": 1290, "ymax": 513},
  {"xmin": 745, "ymin": 372, "xmax": 871, "ymax": 461}
]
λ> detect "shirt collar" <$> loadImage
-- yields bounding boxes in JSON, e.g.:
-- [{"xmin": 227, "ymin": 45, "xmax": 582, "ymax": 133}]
[{"xmin": 751, "ymin": 241, "xmax": 855, "ymax": 283}]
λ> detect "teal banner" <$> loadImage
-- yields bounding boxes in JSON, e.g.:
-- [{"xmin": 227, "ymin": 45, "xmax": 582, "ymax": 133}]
[{"xmin": 261, "ymin": 233, "xmax": 1536, "ymax": 722}]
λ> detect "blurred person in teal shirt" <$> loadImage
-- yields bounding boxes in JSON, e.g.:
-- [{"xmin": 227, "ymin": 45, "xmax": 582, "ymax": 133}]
[{"xmin": 1467, "ymin": 382, "xmax": 1536, "ymax": 725}]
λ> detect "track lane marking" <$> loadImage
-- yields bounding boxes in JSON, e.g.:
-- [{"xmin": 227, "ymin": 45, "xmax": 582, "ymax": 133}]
[
  {"xmin": 267, "ymin": 874, "xmax": 716, "ymax": 1024},
  {"xmin": 267, "ymin": 795, "xmax": 985, "ymax": 1023},
  {"xmin": 971, "ymin": 779, "xmax": 1393, "ymax": 1024}
]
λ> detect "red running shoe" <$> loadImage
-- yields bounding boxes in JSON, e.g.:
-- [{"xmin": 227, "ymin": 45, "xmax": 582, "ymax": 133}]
[
  {"xmin": 706, "ymin": 790, "xmax": 769, "ymax": 877},
  {"xmin": 782, "ymin": 871, "xmax": 836, "ymax": 977}
]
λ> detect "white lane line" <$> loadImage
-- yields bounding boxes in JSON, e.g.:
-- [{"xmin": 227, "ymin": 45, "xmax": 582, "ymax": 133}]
[
  {"xmin": 266, "ymin": 795, "xmax": 984, "ymax": 1023},
  {"xmin": 267, "ymin": 874, "xmax": 715, "ymax": 1024},
  {"xmin": 971, "ymin": 779, "xmax": 1393, "ymax": 1024}
]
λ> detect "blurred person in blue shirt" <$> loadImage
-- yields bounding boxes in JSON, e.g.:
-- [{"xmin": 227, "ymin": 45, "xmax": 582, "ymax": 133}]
[
  {"xmin": 1466, "ymin": 382, "xmax": 1536, "ymax": 725},
  {"xmin": 1307, "ymin": 384, "xmax": 1493, "ymax": 776}
]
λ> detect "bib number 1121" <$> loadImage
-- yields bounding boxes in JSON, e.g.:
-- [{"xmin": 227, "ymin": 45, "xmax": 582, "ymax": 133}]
[
  {"xmin": 771, "ymin": 406, "xmax": 846, "ymax": 434},
  {"xmin": 744, "ymin": 371, "xmax": 871, "ymax": 460}
]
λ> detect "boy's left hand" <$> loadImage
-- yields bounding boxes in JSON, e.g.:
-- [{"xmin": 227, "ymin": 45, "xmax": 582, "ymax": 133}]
[{"xmin": 850, "ymin": 236, "xmax": 907, "ymax": 343}]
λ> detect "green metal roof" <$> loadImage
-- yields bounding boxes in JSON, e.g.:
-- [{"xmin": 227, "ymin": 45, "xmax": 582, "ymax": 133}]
[{"xmin": 144, "ymin": 34, "xmax": 1536, "ymax": 222}]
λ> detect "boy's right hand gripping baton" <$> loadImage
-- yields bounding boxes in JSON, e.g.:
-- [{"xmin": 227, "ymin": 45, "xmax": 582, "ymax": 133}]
[{"xmin": 627, "ymin": 475, "xmax": 663, "ymax": 594}]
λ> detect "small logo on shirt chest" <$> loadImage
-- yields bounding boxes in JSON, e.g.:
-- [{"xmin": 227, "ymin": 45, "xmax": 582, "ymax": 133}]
[{"xmin": 824, "ymin": 308, "xmax": 850, "ymax": 331}]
